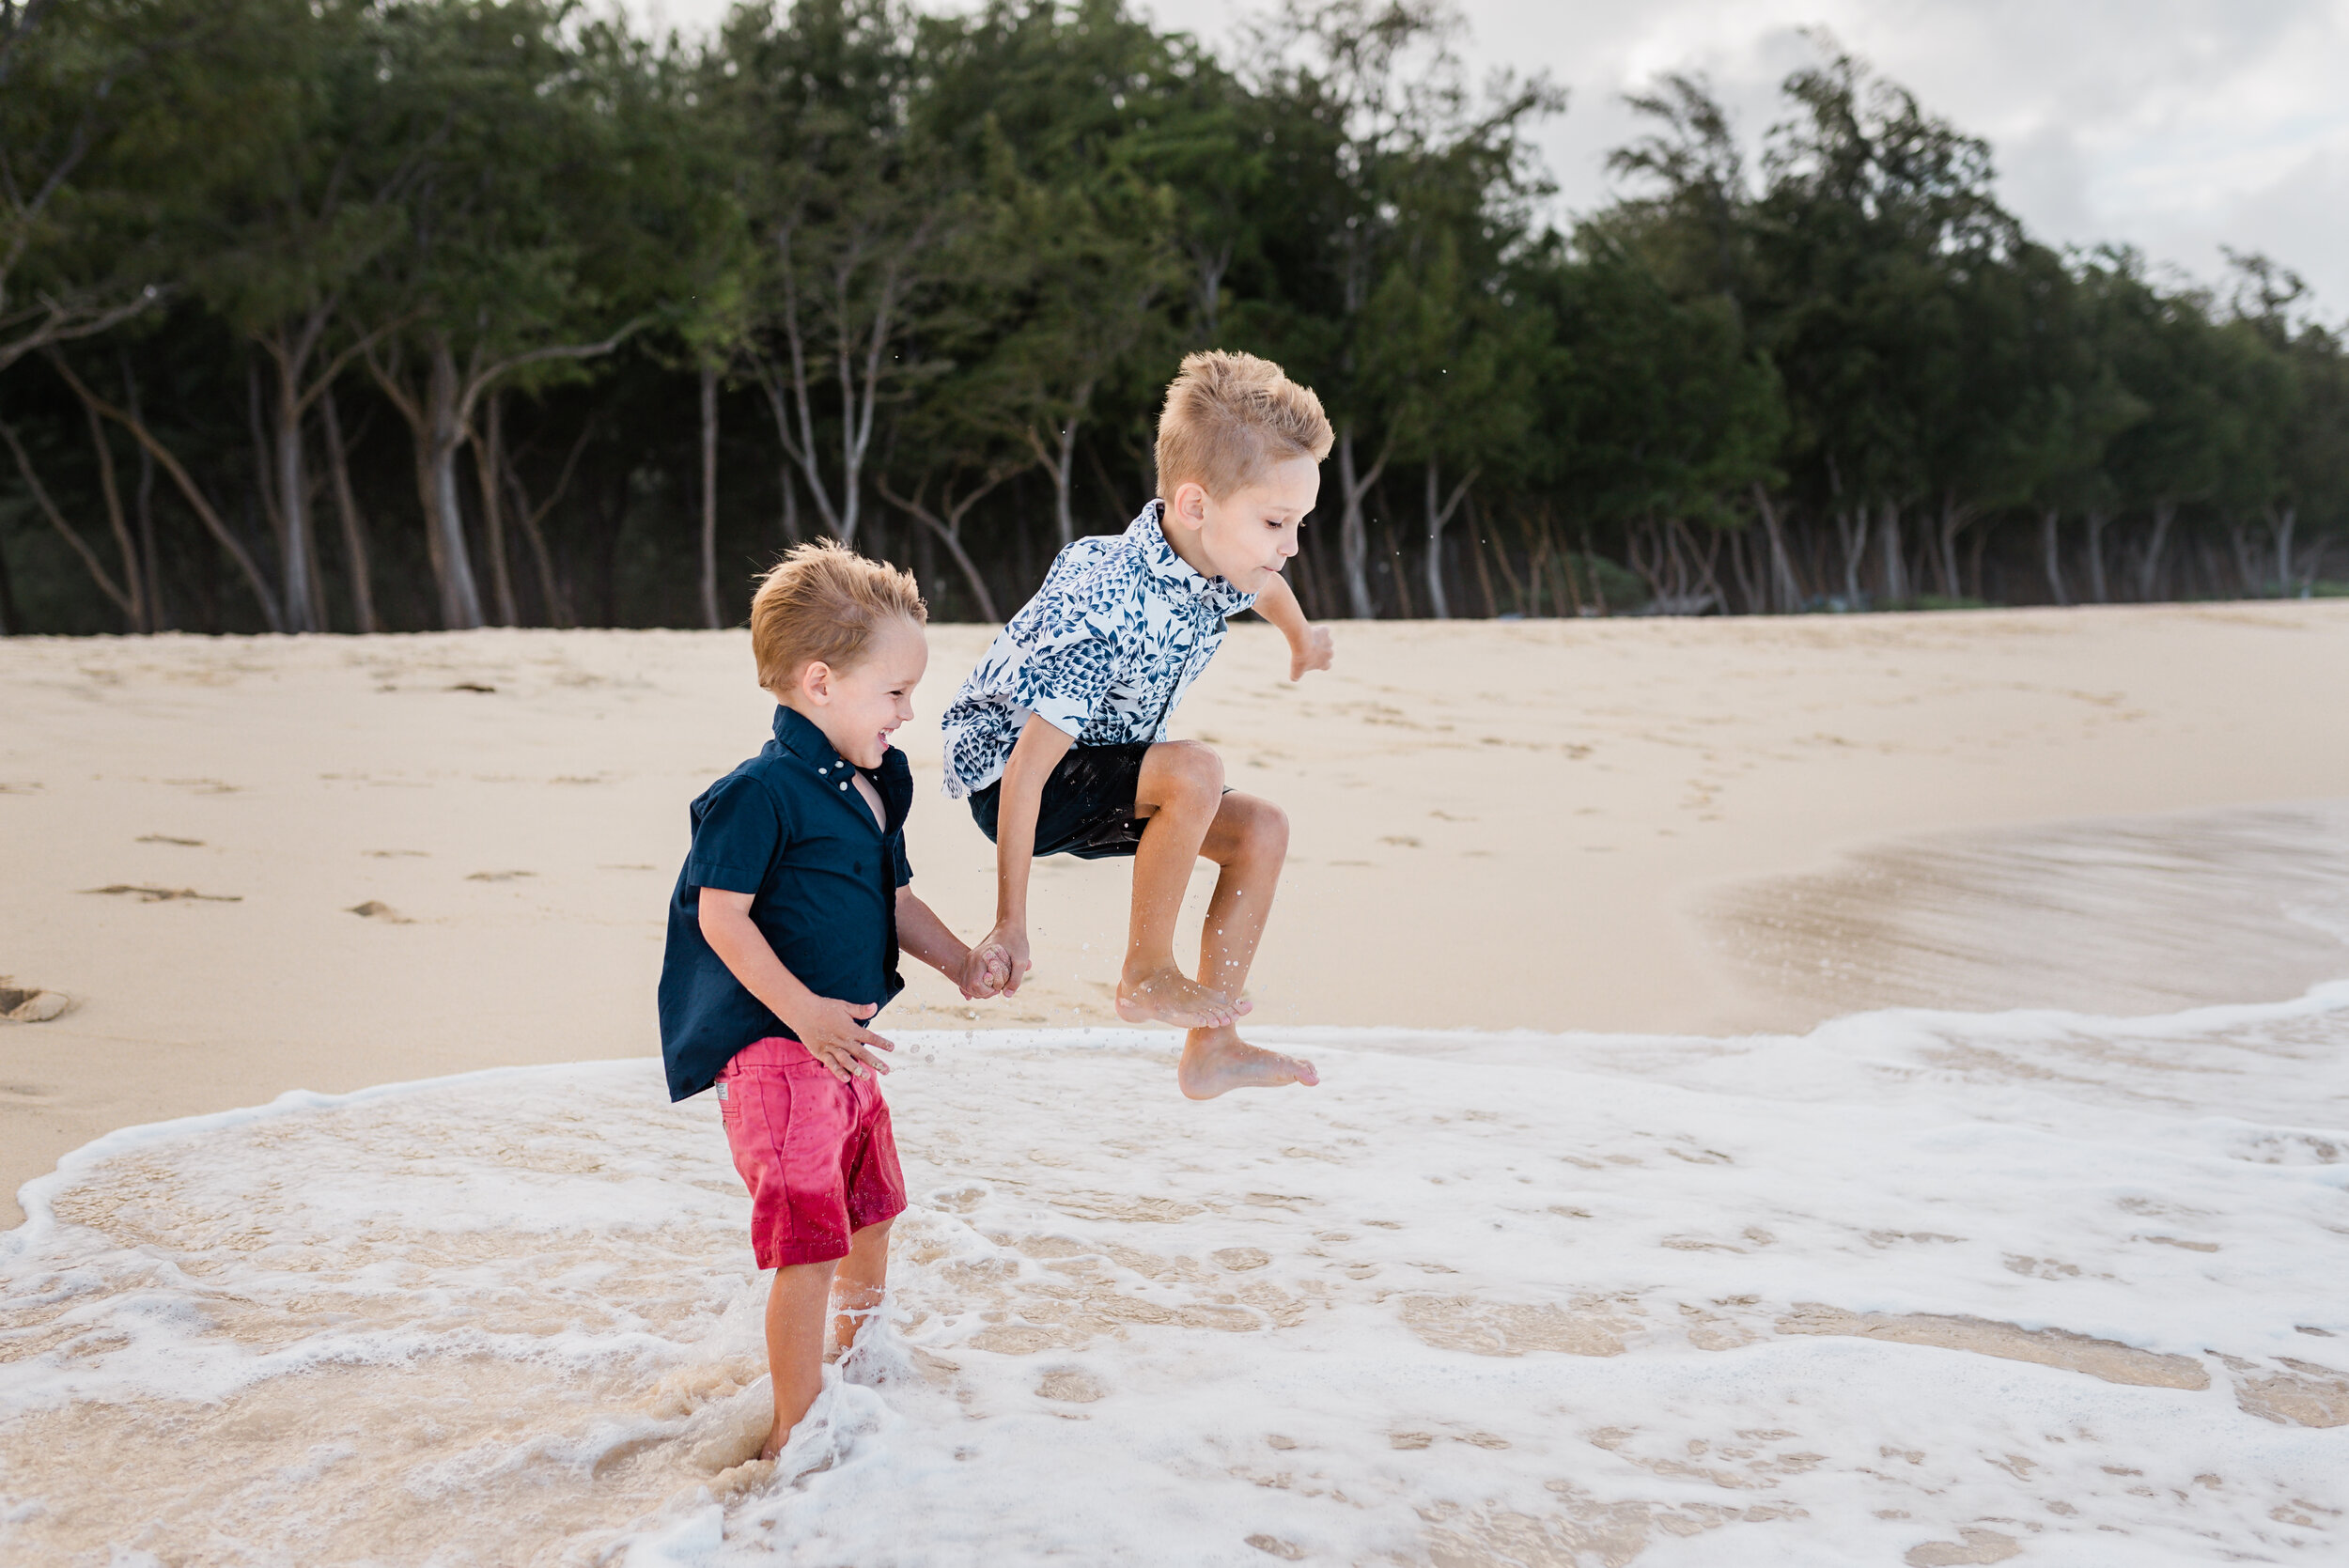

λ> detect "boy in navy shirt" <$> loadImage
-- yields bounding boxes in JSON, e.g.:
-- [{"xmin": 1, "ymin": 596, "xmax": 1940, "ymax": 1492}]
[
  {"xmin": 940, "ymin": 350, "xmax": 1333, "ymax": 1099},
  {"xmin": 659, "ymin": 541, "xmax": 1003, "ymax": 1463}
]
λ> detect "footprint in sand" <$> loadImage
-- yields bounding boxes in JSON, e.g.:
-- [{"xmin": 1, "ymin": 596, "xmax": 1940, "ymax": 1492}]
[
  {"xmin": 82, "ymin": 884, "xmax": 241, "ymax": 904},
  {"xmin": 0, "ymin": 980, "xmax": 70, "ymax": 1023},
  {"xmin": 348, "ymin": 901, "xmax": 415, "ymax": 924}
]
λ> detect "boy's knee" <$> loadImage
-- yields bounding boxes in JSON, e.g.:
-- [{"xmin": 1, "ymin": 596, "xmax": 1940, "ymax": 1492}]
[
  {"xmin": 1239, "ymin": 798, "xmax": 1289, "ymax": 859},
  {"xmin": 1158, "ymin": 739, "xmax": 1225, "ymax": 800}
]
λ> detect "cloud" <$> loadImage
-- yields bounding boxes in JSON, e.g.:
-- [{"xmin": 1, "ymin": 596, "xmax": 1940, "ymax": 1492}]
[
  {"xmin": 623, "ymin": 0, "xmax": 2349, "ymax": 314},
  {"xmin": 1143, "ymin": 0, "xmax": 2349, "ymax": 313}
]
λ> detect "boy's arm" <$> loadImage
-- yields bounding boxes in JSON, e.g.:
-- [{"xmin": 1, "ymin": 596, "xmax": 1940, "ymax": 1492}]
[
  {"xmin": 896, "ymin": 886, "xmax": 1008, "ymax": 1000},
  {"xmin": 1254, "ymin": 573, "xmax": 1333, "ymax": 680},
  {"xmin": 698, "ymin": 887, "xmax": 893, "ymax": 1082},
  {"xmin": 981, "ymin": 713, "xmax": 1074, "ymax": 996}
]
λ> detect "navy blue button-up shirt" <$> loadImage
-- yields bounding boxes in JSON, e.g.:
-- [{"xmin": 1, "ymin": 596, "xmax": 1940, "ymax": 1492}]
[{"xmin": 657, "ymin": 705, "xmax": 914, "ymax": 1102}]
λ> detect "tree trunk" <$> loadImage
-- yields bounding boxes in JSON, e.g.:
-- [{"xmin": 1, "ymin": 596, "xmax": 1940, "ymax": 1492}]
[
  {"xmin": 2084, "ymin": 508, "xmax": 2111, "ymax": 603},
  {"xmin": 877, "ymin": 470, "xmax": 1012, "ymax": 624},
  {"xmin": 755, "ymin": 357, "xmax": 843, "ymax": 540},
  {"xmin": 268, "ymin": 356, "xmax": 322, "ymax": 632},
  {"xmin": 1419, "ymin": 460, "xmax": 1474, "ymax": 619},
  {"xmin": 1468, "ymin": 494, "xmax": 1497, "ymax": 618},
  {"xmin": 1833, "ymin": 506, "xmax": 1867, "ymax": 604},
  {"xmin": 1555, "ymin": 537, "xmax": 1587, "ymax": 615},
  {"xmin": 1333, "ymin": 422, "xmax": 1385, "ymax": 619},
  {"xmin": 915, "ymin": 515, "xmax": 996, "ymax": 623},
  {"xmin": 1486, "ymin": 508, "xmax": 1524, "ymax": 613},
  {"xmin": 2225, "ymin": 520, "xmax": 2260, "ymax": 598},
  {"xmin": 77, "ymin": 391, "xmax": 144, "ymax": 631},
  {"xmin": 1384, "ymin": 523, "xmax": 1413, "ymax": 618},
  {"xmin": 2134, "ymin": 500, "xmax": 2177, "ymax": 602},
  {"xmin": 2039, "ymin": 508, "xmax": 2068, "ymax": 606},
  {"xmin": 42, "ymin": 353, "xmax": 284, "ymax": 630},
  {"xmin": 320, "ymin": 386, "xmax": 378, "ymax": 634},
  {"xmin": 1937, "ymin": 490, "xmax": 1965, "ymax": 599},
  {"xmin": 367, "ymin": 322, "xmax": 635, "ymax": 630},
  {"xmin": 0, "ymin": 414, "xmax": 137, "ymax": 623},
  {"xmin": 125, "ymin": 354, "xmax": 163, "ymax": 629},
  {"xmin": 498, "ymin": 436, "xmax": 575, "ymax": 629},
  {"xmin": 778, "ymin": 462, "xmax": 801, "ymax": 547},
  {"xmin": 1726, "ymin": 524, "xmax": 1761, "ymax": 613},
  {"xmin": 1022, "ymin": 398, "xmax": 1088, "ymax": 548},
  {"xmin": 0, "ymin": 520, "xmax": 17, "ymax": 633},
  {"xmin": 2297, "ymin": 535, "xmax": 2332, "ymax": 595},
  {"xmin": 1422, "ymin": 464, "xmax": 1448, "ymax": 619},
  {"xmin": 1674, "ymin": 518, "xmax": 1726, "ymax": 613},
  {"xmin": 1752, "ymin": 484, "xmax": 1798, "ymax": 613},
  {"xmin": 2268, "ymin": 505, "xmax": 2296, "ymax": 598},
  {"xmin": 414, "ymin": 338, "xmax": 484, "ymax": 629},
  {"xmin": 700, "ymin": 365, "xmax": 721, "ymax": 629},
  {"xmin": 1877, "ymin": 502, "xmax": 1908, "ymax": 605},
  {"xmin": 474, "ymin": 391, "xmax": 517, "ymax": 627}
]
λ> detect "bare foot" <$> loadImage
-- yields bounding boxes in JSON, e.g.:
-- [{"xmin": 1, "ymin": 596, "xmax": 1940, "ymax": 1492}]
[
  {"xmin": 1116, "ymin": 960, "xmax": 1250, "ymax": 1028},
  {"xmin": 1178, "ymin": 1025, "xmax": 1317, "ymax": 1099}
]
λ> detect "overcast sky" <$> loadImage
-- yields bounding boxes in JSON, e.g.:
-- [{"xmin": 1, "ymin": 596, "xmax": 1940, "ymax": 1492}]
[{"xmin": 629, "ymin": 0, "xmax": 2349, "ymax": 317}]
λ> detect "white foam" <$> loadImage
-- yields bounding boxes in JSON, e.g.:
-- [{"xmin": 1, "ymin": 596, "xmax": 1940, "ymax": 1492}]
[{"xmin": 4, "ymin": 989, "xmax": 2347, "ymax": 1564}]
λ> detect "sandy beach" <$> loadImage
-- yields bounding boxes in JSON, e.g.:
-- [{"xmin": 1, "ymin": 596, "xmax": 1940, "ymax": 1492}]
[
  {"xmin": 6, "ymin": 605, "xmax": 2349, "ymax": 1219},
  {"xmin": 5, "ymin": 605, "xmax": 2349, "ymax": 1564}
]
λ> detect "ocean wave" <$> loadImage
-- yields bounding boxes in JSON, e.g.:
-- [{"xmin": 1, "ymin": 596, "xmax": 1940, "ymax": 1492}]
[{"xmin": 5, "ymin": 987, "xmax": 2347, "ymax": 1565}]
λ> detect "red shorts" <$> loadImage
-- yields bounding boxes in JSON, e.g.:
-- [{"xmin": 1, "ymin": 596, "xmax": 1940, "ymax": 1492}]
[{"xmin": 715, "ymin": 1036, "xmax": 907, "ymax": 1269}]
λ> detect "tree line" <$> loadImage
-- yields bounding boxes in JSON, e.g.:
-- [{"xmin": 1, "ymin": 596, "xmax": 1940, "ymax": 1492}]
[{"xmin": 3, "ymin": 0, "xmax": 2344, "ymax": 635}]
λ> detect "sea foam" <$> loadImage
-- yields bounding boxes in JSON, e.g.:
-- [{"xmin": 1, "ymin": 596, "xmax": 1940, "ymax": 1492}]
[{"xmin": 3, "ymin": 990, "xmax": 2346, "ymax": 1565}]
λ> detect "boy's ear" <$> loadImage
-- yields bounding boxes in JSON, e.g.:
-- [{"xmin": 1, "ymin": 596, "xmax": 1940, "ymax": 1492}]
[
  {"xmin": 799, "ymin": 660, "xmax": 833, "ymax": 704},
  {"xmin": 1169, "ymin": 481, "xmax": 1209, "ymax": 528}
]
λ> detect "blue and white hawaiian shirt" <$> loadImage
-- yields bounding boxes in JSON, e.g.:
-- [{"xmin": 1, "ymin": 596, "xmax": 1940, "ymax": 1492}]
[{"xmin": 939, "ymin": 500, "xmax": 1258, "ymax": 798}]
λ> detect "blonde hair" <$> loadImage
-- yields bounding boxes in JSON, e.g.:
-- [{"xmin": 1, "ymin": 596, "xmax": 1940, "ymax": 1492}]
[
  {"xmin": 748, "ymin": 539, "xmax": 926, "ymax": 693},
  {"xmin": 1155, "ymin": 349, "xmax": 1333, "ymax": 501}
]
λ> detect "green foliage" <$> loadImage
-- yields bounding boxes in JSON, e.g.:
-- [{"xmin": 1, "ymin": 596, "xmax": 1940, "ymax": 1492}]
[{"xmin": 0, "ymin": 0, "xmax": 2342, "ymax": 636}]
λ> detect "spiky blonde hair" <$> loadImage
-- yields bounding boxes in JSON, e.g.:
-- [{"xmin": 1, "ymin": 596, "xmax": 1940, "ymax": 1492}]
[
  {"xmin": 1154, "ymin": 349, "xmax": 1333, "ymax": 501},
  {"xmin": 748, "ymin": 539, "xmax": 926, "ymax": 692}
]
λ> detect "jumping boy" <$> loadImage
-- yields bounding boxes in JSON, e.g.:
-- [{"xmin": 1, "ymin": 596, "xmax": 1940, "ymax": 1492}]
[
  {"xmin": 658, "ymin": 541, "xmax": 1004, "ymax": 1461},
  {"xmin": 939, "ymin": 349, "xmax": 1333, "ymax": 1098}
]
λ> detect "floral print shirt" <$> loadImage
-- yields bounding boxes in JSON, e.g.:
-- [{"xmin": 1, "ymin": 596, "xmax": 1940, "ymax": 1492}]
[{"xmin": 939, "ymin": 500, "xmax": 1257, "ymax": 798}]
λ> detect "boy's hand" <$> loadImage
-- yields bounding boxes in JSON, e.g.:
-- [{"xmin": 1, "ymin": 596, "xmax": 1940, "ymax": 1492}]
[
  {"xmin": 978, "ymin": 923, "xmax": 1034, "ymax": 996},
  {"xmin": 956, "ymin": 941, "xmax": 1010, "ymax": 1000},
  {"xmin": 1287, "ymin": 623, "xmax": 1333, "ymax": 681},
  {"xmin": 789, "ymin": 997, "xmax": 894, "ymax": 1081}
]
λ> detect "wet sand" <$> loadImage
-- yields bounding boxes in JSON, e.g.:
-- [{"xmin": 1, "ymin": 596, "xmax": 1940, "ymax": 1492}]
[
  {"xmin": 1713, "ymin": 799, "xmax": 2349, "ymax": 1022},
  {"xmin": 3, "ymin": 603, "xmax": 2349, "ymax": 1226}
]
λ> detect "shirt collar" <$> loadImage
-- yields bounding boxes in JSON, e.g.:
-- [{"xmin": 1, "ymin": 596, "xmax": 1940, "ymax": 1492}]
[
  {"xmin": 772, "ymin": 702, "xmax": 912, "ymax": 819},
  {"xmin": 773, "ymin": 704, "xmax": 849, "ymax": 772},
  {"xmin": 1129, "ymin": 499, "xmax": 1252, "ymax": 610}
]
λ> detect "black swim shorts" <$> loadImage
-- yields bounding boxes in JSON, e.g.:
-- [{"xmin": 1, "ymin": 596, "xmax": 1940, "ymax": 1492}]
[{"xmin": 968, "ymin": 741, "xmax": 1154, "ymax": 861}]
